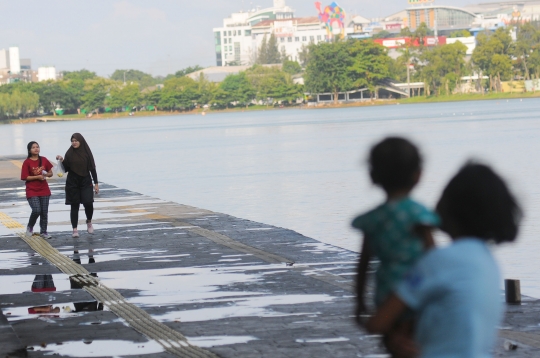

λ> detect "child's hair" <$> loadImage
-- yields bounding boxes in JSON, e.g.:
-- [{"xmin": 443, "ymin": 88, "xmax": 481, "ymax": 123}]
[
  {"xmin": 436, "ymin": 162, "xmax": 522, "ymax": 244},
  {"xmin": 369, "ymin": 137, "xmax": 422, "ymax": 191},
  {"xmin": 27, "ymin": 141, "xmax": 42, "ymax": 167}
]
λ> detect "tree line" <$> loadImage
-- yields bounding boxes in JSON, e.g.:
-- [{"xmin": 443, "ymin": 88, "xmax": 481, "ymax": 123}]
[
  {"xmin": 2, "ymin": 22, "xmax": 540, "ymax": 119},
  {"xmin": 0, "ymin": 64, "xmax": 303, "ymax": 119}
]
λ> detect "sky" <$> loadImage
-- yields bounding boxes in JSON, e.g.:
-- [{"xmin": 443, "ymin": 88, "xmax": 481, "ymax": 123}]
[{"xmin": 1, "ymin": 0, "xmax": 478, "ymax": 77}]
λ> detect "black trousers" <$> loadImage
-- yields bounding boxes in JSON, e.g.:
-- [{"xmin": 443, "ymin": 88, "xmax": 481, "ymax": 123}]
[{"xmin": 70, "ymin": 203, "xmax": 93, "ymax": 228}]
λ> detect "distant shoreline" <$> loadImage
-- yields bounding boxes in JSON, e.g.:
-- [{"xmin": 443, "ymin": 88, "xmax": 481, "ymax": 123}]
[{"xmin": 3, "ymin": 91, "xmax": 540, "ymax": 125}]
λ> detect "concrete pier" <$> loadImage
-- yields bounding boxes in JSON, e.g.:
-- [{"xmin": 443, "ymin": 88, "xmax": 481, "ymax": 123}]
[{"xmin": 0, "ymin": 156, "xmax": 539, "ymax": 357}]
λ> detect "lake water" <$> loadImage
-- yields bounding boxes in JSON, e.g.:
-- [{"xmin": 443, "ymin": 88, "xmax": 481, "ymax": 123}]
[{"xmin": 2, "ymin": 99, "xmax": 540, "ymax": 296}]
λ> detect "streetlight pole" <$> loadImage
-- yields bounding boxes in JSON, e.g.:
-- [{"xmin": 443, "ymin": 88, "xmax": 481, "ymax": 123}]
[
  {"xmin": 123, "ymin": 71, "xmax": 126, "ymax": 85},
  {"xmin": 407, "ymin": 61, "xmax": 411, "ymax": 98}
]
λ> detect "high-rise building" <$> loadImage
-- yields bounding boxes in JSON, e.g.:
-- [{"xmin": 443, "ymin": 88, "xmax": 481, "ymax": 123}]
[
  {"xmin": 213, "ymin": 0, "xmax": 297, "ymax": 66},
  {"xmin": 0, "ymin": 49, "xmax": 9, "ymax": 69},
  {"xmin": 8, "ymin": 46, "xmax": 20, "ymax": 74},
  {"xmin": 213, "ymin": 1, "xmax": 368, "ymax": 67}
]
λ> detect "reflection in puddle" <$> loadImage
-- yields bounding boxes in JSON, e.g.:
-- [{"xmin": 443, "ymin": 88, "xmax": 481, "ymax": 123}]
[
  {"xmin": 187, "ymin": 335, "xmax": 258, "ymax": 347},
  {"xmin": 0, "ymin": 250, "xmax": 36, "ymax": 270},
  {"xmin": 0, "ymin": 274, "xmax": 71, "ymax": 295},
  {"xmin": 94, "ymin": 265, "xmax": 334, "ymax": 323},
  {"xmin": 29, "ymin": 339, "xmax": 164, "ymax": 356}
]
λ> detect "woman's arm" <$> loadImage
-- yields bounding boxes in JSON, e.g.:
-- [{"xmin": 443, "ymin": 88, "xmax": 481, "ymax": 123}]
[
  {"xmin": 56, "ymin": 156, "xmax": 70, "ymax": 172},
  {"xmin": 365, "ymin": 293, "xmax": 408, "ymax": 334},
  {"xmin": 90, "ymin": 168, "xmax": 99, "ymax": 194},
  {"xmin": 355, "ymin": 236, "xmax": 372, "ymax": 324},
  {"xmin": 415, "ymin": 225, "xmax": 435, "ymax": 250},
  {"xmin": 25, "ymin": 175, "xmax": 46, "ymax": 181}
]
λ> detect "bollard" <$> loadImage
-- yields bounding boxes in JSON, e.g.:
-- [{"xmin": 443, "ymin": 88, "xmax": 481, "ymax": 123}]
[{"xmin": 505, "ymin": 279, "xmax": 521, "ymax": 305}]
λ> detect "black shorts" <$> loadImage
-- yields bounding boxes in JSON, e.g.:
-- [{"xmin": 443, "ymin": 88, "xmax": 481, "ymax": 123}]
[{"xmin": 65, "ymin": 173, "xmax": 94, "ymax": 205}]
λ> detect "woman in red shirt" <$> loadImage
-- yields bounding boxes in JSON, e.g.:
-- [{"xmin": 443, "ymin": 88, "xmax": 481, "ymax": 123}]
[{"xmin": 21, "ymin": 141, "xmax": 53, "ymax": 239}]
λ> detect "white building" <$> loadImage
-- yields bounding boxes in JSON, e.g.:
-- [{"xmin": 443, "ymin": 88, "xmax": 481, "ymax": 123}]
[
  {"xmin": 213, "ymin": 0, "xmax": 369, "ymax": 66},
  {"xmin": 251, "ymin": 17, "xmax": 329, "ymax": 63},
  {"xmin": 8, "ymin": 47, "xmax": 20, "ymax": 74},
  {"xmin": 0, "ymin": 47, "xmax": 22, "ymax": 74},
  {"xmin": 0, "ymin": 49, "xmax": 8, "ymax": 69},
  {"xmin": 37, "ymin": 67, "xmax": 57, "ymax": 81},
  {"xmin": 213, "ymin": 0, "xmax": 295, "ymax": 66}
]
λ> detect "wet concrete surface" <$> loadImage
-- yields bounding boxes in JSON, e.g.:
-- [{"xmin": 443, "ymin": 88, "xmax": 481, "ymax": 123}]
[{"xmin": 0, "ymin": 156, "xmax": 539, "ymax": 357}]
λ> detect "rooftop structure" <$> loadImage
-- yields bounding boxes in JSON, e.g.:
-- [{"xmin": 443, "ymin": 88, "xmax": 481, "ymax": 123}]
[{"xmin": 406, "ymin": 6, "xmax": 477, "ymax": 34}]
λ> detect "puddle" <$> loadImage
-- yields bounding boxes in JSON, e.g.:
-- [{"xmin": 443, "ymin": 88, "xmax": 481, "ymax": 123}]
[
  {"xmin": 29, "ymin": 339, "xmax": 164, "ymax": 357},
  {"xmin": 187, "ymin": 335, "xmax": 258, "ymax": 347},
  {"xmin": 0, "ymin": 274, "xmax": 72, "ymax": 295},
  {"xmin": 0, "ymin": 250, "xmax": 38, "ymax": 269},
  {"xmin": 3, "ymin": 300, "xmax": 103, "ymax": 322},
  {"xmin": 156, "ymin": 295, "xmax": 331, "ymax": 322},
  {"xmin": 296, "ymin": 242, "xmax": 347, "ymax": 254},
  {"xmin": 296, "ymin": 337, "xmax": 350, "ymax": 343}
]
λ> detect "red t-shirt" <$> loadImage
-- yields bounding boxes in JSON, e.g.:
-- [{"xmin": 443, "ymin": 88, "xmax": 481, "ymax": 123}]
[{"xmin": 21, "ymin": 157, "xmax": 53, "ymax": 198}]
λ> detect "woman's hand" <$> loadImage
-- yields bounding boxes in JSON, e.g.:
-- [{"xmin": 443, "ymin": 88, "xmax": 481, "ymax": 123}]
[
  {"xmin": 56, "ymin": 155, "xmax": 63, "ymax": 161},
  {"xmin": 94, "ymin": 183, "xmax": 99, "ymax": 195},
  {"xmin": 37, "ymin": 175, "xmax": 45, "ymax": 181}
]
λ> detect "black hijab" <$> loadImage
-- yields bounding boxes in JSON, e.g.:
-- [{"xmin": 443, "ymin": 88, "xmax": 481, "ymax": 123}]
[{"xmin": 64, "ymin": 133, "xmax": 96, "ymax": 177}]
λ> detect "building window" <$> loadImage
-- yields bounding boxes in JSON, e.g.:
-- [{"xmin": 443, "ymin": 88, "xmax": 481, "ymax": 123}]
[
  {"xmin": 288, "ymin": 37, "xmax": 292, "ymax": 42},
  {"xmin": 281, "ymin": 37, "xmax": 285, "ymax": 42},
  {"xmin": 228, "ymin": 31, "xmax": 232, "ymax": 36},
  {"xmin": 245, "ymin": 29, "xmax": 251, "ymax": 36},
  {"xmin": 302, "ymin": 36, "xmax": 307, "ymax": 41},
  {"xmin": 310, "ymin": 36, "xmax": 315, "ymax": 42},
  {"xmin": 295, "ymin": 37, "xmax": 300, "ymax": 42},
  {"xmin": 317, "ymin": 35, "xmax": 322, "ymax": 40},
  {"xmin": 223, "ymin": 31, "xmax": 226, "ymax": 36}
]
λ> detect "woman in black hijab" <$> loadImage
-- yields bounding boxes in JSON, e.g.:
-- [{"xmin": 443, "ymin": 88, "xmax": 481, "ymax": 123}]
[{"xmin": 56, "ymin": 133, "xmax": 99, "ymax": 238}]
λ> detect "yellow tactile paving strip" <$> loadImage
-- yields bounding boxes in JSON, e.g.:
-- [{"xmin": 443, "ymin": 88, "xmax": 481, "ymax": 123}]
[{"xmin": 0, "ymin": 211, "xmax": 218, "ymax": 358}]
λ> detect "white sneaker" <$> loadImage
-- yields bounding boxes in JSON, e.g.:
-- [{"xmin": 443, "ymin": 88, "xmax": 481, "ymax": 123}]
[
  {"xmin": 87, "ymin": 222, "xmax": 94, "ymax": 234},
  {"xmin": 40, "ymin": 232, "xmax": 52, "ymax": 240},
  {"xmin": 72, "ymin": 229, "xmax": 79, "ymax": 238},
  {"xmin": 26, "ymin": 226, "xmax": 33, "ymax": 237}
]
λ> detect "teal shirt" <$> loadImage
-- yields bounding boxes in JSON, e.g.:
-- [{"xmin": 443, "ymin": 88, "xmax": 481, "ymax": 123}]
[{"xmin": 352, "ymin": 197, "xmax": 440, "ymax": 306}]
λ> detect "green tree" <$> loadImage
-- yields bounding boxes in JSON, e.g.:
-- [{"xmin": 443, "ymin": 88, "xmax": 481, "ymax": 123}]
[
  {"xmin": 63, "ymin": 69, "xmax": 97, "ymax": 81},
  {"xmin": 266, "ymin": 34, "xmax": 282, "ymax": 64},
  {"xmin": 297, "ymin": 44, "xmax": 309, "ymax": 67},
  {"xmin": 449, "ymin": 29, "xmax": 472, "ymax": 38},
  {"xmin": 472, "ymin": 28, "xmax": 514, "ymax": 92},
  {"xmin": 418, "ymin": 42, "xmax": 468, "ymax": 96},
  {"xmin": 282, "ymin": 60, "xmax": 302, "ymax": 75},
  {"xmin": 304, "ymin": 41, "xmax": 352, "ymax": 104},
  {"xmin": 514, "ymin": 23, "xmax": 540, "ymax": 80},
  {"xmin": 372, "ymin": 30, "xmax": 392, "ymax": 39},
  {"xmin": 111, "ymin": 69, "xmax": 156, "ymax": 89},
  {"xmin": 82, "ymin": 78, "xmax": 117, "ymax": 114},
  {"xmin": 257, "ymin": 35, "xmax": 269, "ymax": 64},
  {"xmin": 348, "ymin": 40, "xmax": 391, "ymax": 98},
  {"xmin": 215, "ymin": 73, "xmax": 255, "ymax": 108},
  {"xmin": 158, "ymin": 76, "xmax": 200, "ymax": 111},
  {"xmin": 32, "ymin": 81, "xmax": 72, "ymax": 115},
  {"xmin": 143, "ymin": 88, "xmax": 162, "ymax": 112},
  {"xmin": 246, "ymin": 65, "xmax": 303, "ymax": 106}
]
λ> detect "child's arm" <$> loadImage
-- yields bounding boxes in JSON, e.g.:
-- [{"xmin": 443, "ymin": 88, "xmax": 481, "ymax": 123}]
[
  {"xmin": 365, "ymin": 293, "xmax": 408, "ymax": 334},
  {"xmin": 415, "ymin": 225, "xmax": 435, "ymax": 250},
  {"xmin": 355, "ymin": 236, "xmax": 371, "ymax": 323}
]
